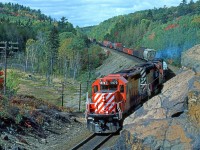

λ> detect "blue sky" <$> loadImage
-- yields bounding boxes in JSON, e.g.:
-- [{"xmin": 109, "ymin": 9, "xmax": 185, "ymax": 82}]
[{"xmin": 1, "ymin": 0, "xmax": 198, "ymax": 27}]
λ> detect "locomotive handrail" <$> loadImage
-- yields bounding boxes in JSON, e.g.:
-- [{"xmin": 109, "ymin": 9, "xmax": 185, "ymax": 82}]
[{"xmin": 140, "ymin": 75, "xmax": 162, "ymax": 86}]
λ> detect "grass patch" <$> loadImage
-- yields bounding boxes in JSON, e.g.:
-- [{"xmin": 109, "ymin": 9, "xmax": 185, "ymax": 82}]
[{"xmin": 15, "ymin": 71, "xmax": 80, "ymax": 107}]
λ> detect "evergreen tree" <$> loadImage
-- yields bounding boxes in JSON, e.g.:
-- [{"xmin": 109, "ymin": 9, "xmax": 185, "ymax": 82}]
[
  {"xmin": 48, "ymin": 26, "xmax": 59, "ymax": 75},
  {"xmin": 147, "ymin": 10, "xmax": 153, "ymax": 20}
]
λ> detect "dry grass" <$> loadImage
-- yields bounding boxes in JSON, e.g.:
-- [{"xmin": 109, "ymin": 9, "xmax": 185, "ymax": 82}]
[{"xmin": 16, "ymin": 71, "xmax": 79, "ymax": 107}]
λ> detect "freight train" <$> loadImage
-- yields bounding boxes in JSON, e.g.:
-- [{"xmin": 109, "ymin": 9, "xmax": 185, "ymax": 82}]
[
  {"xmin": 85, "ymin": 59, "xmax": 166, "ymax": 133},
  {"xmin": 99, "ymin": 40, "xmax": 156, "ymax": 61}
]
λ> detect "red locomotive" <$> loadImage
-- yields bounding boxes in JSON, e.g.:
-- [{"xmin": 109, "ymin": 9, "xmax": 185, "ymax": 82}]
[{"xmin": 85, "ymin": 59, "xmax": 166, "ymax": 133}]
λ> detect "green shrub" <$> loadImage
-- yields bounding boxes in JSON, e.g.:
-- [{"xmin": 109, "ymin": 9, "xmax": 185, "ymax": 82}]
[{"xmin": 6, "ymin": 70, "xmax": 20, "ymax": 96}]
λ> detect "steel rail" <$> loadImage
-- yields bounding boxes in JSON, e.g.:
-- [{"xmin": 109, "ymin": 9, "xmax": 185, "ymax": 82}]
[
  {"xmin": 71, "ymin": 133, "xmax": 113, "ymax": 150},
  {"xmin": 71, "ymin": 133, "xmax": 96, "ymax": 150}
]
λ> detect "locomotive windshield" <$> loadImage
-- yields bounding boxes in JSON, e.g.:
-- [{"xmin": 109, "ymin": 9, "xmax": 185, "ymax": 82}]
[{"xmin": 100, "ymin": 84, "xmax": 117, "ymax": 91}]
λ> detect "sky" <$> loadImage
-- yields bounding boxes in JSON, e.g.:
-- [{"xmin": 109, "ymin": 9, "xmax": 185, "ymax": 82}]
[{"xmin": 1, "ymin": 0, "xmax": 198, "ymax": 27}]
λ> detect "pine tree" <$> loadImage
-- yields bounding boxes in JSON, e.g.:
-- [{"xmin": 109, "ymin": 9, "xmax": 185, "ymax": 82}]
[
  {"xmin": 48, "ymin": 26, "xmax": 59, "ymax": 75},
  {"xmin": 147, "ymin": 10, "xmax": 154, "ymax": 20}
]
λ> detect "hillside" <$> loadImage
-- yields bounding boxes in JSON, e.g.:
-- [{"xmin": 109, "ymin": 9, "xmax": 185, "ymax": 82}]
[
  {"xmin": 87, "ymin": 1, "xmax": 200, "ymax": 65},
  {"xmin": 0, "ymin": 2, "xmax": 76, "ymax": 51},
  {"xmin": 0, "ymin": 2, "xmax": 51, "ymax": 22},
  {"xmin": 0, "ymin": 2, "xmax": 102, "ymax": 91}
]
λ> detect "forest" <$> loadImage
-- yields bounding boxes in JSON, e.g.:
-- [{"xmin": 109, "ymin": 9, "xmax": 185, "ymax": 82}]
[
  {"xmin": 86, "ymin": 0, "xmax": 200, "ymax": 65},
  {"xmin": 0, "ymin": 2, "xmax": 106, "ymax": 88},
  {"xmin": 1, "ymin": 0, "xmax": 200, "ymax": 89}
]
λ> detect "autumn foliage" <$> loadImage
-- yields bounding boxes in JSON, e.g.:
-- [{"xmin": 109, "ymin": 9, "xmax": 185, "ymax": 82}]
[{"xmin": 164, "ymin": 24, "xmax": 179, "ymax": 31}]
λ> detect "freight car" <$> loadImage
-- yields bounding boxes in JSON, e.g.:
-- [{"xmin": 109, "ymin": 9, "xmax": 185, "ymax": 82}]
[
  {"xmin": 85, "ymin": 59, "xmax": 166, "ymax": 133},
  {"xmin": 101, "ymin": 40, "xmax": 156, "ymax": 61}
]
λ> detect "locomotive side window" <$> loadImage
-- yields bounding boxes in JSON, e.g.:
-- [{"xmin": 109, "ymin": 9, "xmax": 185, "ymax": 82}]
[
  {"xmin": 93, "ymin": 85, "xmax": 98, "ymax": 93},
  {"xmin": 120, "ymin": 85, "xmax": 124, "ymax": 93}
]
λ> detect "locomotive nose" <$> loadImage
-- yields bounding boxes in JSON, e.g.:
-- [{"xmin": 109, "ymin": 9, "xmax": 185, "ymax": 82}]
[{"xmin": 94, "ymin": 92, "xmax": 116, "ymax": 114}]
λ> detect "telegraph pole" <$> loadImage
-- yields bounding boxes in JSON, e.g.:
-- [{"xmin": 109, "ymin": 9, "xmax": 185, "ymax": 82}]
[
  {"xmin": 87, "ymin": 48, "xmax": 91, "ymax": 92},
  {"xmin": 0, "ymin": 41, "xmax": 18, "ymax": 95},
  {"xmin": 0, "ymin": 41, "xmax": 7, "ymax": 94},
  {"xmin": 3, "ymin": 42, "xmax": 7, "ymax": 95}
]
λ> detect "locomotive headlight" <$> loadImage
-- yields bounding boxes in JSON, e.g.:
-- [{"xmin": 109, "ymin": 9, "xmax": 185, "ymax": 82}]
[
  {"xmin": 111, "ymin": 79, "xmax": 118, "ymax": 84},
  {"xmin": 100, "ymin": 79, "xmax": 103, "ymax": 85}
]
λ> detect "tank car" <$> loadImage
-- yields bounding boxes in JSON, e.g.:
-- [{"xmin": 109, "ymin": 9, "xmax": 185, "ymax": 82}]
[
  {"xmin": 141, "ymin": 48, "xmax": 156, "ymax": 61},
  {"xmin": 85, "ymin": 59, "xmax": 166, "ymax": 133}
]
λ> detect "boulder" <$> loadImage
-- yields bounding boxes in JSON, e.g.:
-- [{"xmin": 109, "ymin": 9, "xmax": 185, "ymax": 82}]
[
  {"xmin": 113, "ymin": 69, "xmax": 200, "ymax": 149},
  {"xmin": 181, "ymin": 44, "xmax": 200, "ymax": 73}
]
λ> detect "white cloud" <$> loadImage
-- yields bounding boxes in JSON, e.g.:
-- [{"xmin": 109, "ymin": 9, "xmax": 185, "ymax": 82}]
[{"xmin": 1, "ymin": 0, "xmax": 198, "ymax": 27}]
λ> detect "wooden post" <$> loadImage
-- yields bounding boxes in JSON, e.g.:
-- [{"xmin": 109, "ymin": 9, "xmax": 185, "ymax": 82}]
[
  {"xmin": 61, "ymin": 82, "xmax": 64, "ymax": 107},
  {"xmin": 79, "ymin": 83, "xmax": 82, "ymax": 111}
]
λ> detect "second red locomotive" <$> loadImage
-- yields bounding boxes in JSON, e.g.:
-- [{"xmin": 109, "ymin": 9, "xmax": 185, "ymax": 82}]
[{"xmin": 85, "ymin": 59, "xmax": 166, "ymax": 133}]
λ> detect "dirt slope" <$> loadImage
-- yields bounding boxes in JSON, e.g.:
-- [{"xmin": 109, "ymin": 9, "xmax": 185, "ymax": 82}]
[{"xmin": 95, "ymin": 48, "xmax": 141, "ymax": 77}]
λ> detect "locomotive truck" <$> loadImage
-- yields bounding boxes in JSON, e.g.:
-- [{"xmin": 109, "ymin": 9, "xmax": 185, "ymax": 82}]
[{"xmin": 85, "ymin": 59, "xmax": 166, "ymax": 133}]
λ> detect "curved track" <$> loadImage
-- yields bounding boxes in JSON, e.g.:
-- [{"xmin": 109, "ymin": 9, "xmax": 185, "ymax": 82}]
[{"xmin": 71, "ymin": 133, "xmax": 113, "ymax": 150}]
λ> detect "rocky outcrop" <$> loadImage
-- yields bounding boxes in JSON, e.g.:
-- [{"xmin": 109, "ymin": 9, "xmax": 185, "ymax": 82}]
[
  {"xmin": 181, "ymin": 44, "xmax": 200, "ymax": 73},
  {"xmin": 188, "ymin": 75, "xmax": 200, "ymax": 126},
  {"xmin": 111, "ymin": 69, "xmax": 200, "ymax": 149}
]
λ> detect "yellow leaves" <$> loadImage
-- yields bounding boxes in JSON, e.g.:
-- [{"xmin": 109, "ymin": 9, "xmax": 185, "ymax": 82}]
[
  {"xmin": 26, "ymin": 39, "xmax": 35, "ymax": 46},
  {"xmin": 58, "ymin": 38, "xmax": 73, "ymax": 59},
  {"xmin": 148, "ymin": 32, "xmax": 155, "ymax": 40},
  {"xmin": 26, "ymin": 39, "xmax": 36, "ymax": 53},
  {"xmin": 192, "ymin": 15, "xmax": 200, "ymax": 26}
]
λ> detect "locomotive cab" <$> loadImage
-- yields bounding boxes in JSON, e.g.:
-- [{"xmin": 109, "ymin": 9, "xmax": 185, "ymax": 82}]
[{"xmin": 86, "ymin": 74, "xmax": 127, "ymax": 133}]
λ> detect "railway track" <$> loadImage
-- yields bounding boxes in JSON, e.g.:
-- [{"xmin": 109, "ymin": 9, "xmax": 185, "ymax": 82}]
[{"xmin": 71, "ymin": 133, "xmax": 113, "ymax": 150}]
